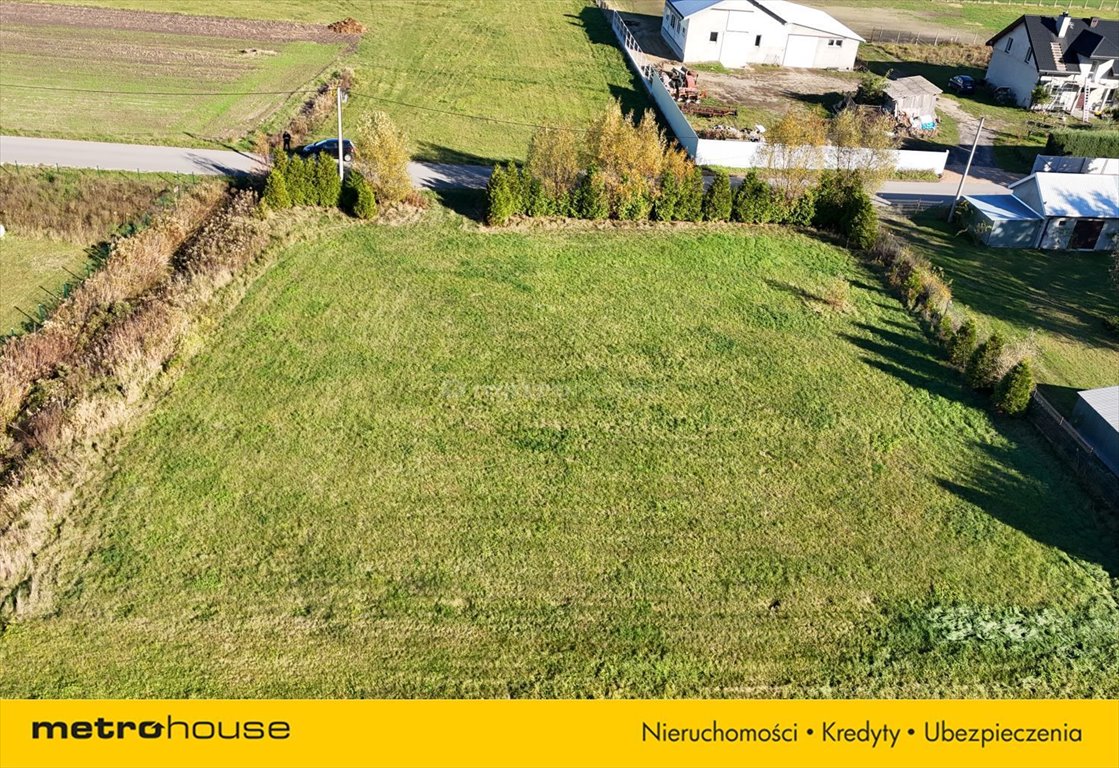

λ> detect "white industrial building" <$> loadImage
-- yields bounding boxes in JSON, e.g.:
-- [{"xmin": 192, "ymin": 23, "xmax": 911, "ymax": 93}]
[{"xmin": 660, "ymin": 0, "xmax": 862, "ymax": 69}]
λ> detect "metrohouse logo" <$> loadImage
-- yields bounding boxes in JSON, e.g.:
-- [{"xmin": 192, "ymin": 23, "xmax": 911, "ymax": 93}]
[{"xmin": 31, "ymin": 716, "xmax": 291, "ymax": 741}]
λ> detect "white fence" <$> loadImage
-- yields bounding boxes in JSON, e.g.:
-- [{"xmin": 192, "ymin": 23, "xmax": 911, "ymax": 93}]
[
  {"xmin": 596, "ymin": 0, "xmax": 949, "ymax": 175},
  {"xmin": 1032, "ymin": 155, "xmax": 1119, "ymax": 175},
  {"xmin": 694, "ymin": 140, "xmax": 949, "ymax": 173}
]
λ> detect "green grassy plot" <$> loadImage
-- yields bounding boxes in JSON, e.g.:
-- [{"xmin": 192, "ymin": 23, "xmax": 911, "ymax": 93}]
[
  {"xmin": 1, "ymin": 214, "xmax": 1114, "ymax": 698},
  {"xmin": 0, "ymin": 236, "xmax": 91, "ymax": 335}
]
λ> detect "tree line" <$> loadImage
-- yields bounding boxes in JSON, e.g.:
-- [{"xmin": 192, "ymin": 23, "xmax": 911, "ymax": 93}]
[{"xmin": 487, "ymin": 103, "xmax": 894, "ymax": 248}]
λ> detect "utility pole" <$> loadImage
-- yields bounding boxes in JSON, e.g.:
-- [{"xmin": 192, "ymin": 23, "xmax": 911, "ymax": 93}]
[
  {"xmin": 336, "ymin": 86, "xmax": 347, "ymax": 181},
  {"xmin": 948, "ymin": 116, "xmax": 985, "ymax": 223}
]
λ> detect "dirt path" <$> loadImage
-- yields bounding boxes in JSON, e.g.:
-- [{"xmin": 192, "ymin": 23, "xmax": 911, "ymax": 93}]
[
  {"xmin": 0, "ymin": 2, "xmax": 360, "ymax": 44},
  {"xmin": 937, "ymin": 99, "xmax": 1023, "ymax": 184}
]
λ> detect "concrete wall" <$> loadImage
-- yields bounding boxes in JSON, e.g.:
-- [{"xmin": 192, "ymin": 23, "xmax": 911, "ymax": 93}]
[
  {"xmin": 662, "ymin": 5, "xmax": 858, "ymax": 69},
  {"xmin": 1032, "ymin": 155, "xmax": 1119, "ymax": 175},
  {"xmin": 985, "ymin": 23, "xmax": 1037, "ymax": 107},
  {"xmin": 650, "ymin": 75, "xmax": 699, "ymax": 155},
  {"xmin": 661, "ymin": 3, "xmax": 686, "ymax": 58},
  {"xmin": 683, "ymin": 7, "xmax": 732, "ymax": 63},
  {"xmin": 694, "ymin": 139, "xmax": 948, "ymax": 173}
]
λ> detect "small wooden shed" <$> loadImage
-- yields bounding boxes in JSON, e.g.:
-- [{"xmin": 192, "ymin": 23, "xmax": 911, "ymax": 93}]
[{"xmin": 884, "ymin": 76, "xmax": 941, "ymax": 123}]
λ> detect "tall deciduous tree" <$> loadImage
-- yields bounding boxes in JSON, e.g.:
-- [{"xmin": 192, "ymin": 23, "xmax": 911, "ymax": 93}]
[
  {"xmin": 526, "ymin": 126, "xmax": 582, "ymax": 203},
  {"xmin": 764, "ymin": 109, "xmax": 827, "ymax": 201},
  {"xmin": 829, "ymin": 108, "xmax": 898, "ymax": 189},
  {"xmin": 352, "ymin": 111, "xmax": 413, "ymax": 204}
]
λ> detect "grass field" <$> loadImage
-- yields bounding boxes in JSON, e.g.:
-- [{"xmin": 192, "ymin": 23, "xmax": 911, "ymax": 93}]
[
  {"xmin": 0, "ymin": 166, "xmax": 196, "ymax": 336},
  {"xmin": 0, "ymin": 165, "xmax": 199, "ymax": 335},
  {"xmin": 10, "ymin": 1, "xmax": 644, "ymax": 163},
  {"xmin": 1, "ymin": 210, "xmax": 1115, "ymax": 698},
  {"xmin": 0, "ymin": 9, "xmax": 345, "ymax": 147},
  {"xmin": 0, "ymin": 236, "xmax": 90, "ymax": 335},
  {"xmin": 329, "ymin": 1, "xmax": 645, "ymax": 163},
  {"xmin": 896, "ymin": 216, "xmax": 1119, "ymax": 416}
]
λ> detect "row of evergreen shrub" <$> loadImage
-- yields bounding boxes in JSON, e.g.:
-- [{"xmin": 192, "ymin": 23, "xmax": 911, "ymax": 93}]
[
  {"xmin": 488, "ymin": 163, "xmax": 878, "ymax": 247},
  {"xmin": 1044, "ymin": 130, "xmax": 1119, "ymax": 159},
  {"xmin": 261, "ymin": 152, "xmax": 376, "ymax": 219},
  {"xmin": 867, "ymin": 233, "xmax": 1035, "ymax": 415}
]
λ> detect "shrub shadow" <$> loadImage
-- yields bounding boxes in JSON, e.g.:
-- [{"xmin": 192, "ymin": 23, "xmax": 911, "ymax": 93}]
[
  {"xmin": 843, "ymin": 291, "xmax": 1118, "ymax": 578},
  {"xmin": 936, "ymin": 440, "xmax": 1119, "ymax": 578},
  {"xmin": 569, "ymin": 7, "xmax": 651, "ymax": 117}
]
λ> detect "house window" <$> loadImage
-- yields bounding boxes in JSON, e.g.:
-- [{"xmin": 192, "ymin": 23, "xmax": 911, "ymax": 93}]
[
  {"xmin": 710, "ymin": 31, "xmax": 719, "ymax": 42},
  {"xmin": 1005, "ymin": 38, "xmax": 1013, "ymax": 53},
  {"xmin": 755, "ymin": 34, "xmax": 762, "ymax": 46},
  {"xmin": 828, "ymin": 39, "xmax": 843, "ymax": 47},
  {"xmin": 1026, "ymin": 48, "xmax": 1033, "ymax": 63}
]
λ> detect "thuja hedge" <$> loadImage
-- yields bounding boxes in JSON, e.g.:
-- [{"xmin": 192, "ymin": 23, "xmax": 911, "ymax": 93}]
[
  {"xmin": 1044, "ymin": 130, "xmax": 1119, "ymax": 159},
  {"xmin": 262, "ymin": 152, "xmax": 376, "ymax": 219},
  {"xmin": 487, "ymin": 164, "xmax": 878, "ymax": 248},
  {"xmin": 867, "ymin": 234, "xmax": 1035, "ymax": 415}
]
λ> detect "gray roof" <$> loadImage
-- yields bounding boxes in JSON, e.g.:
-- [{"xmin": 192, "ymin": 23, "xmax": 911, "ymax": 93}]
[
  {"xmin": 964, "ymin": 194, "xmax": 1042, "ymax": 221},
  {"xmin": 1009, "ymin": 173, "xmax": 1119, "ymax": 218},
  {"xmin": 1076, "ymin": 386, "xmax": 1119, "ymax": 430},
  {"xmin": 988, "ymin": 14, "xmax": 1119, "ymax": 72},
  {"xmin": 885, "ymin": 76, "xmax": 942, "ymax": 99}
]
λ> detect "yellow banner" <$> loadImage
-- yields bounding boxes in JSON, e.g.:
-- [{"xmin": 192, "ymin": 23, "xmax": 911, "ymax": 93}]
[{"xmin": 1, "ymin": 699, "xmax": 1116, "ymax": 768}]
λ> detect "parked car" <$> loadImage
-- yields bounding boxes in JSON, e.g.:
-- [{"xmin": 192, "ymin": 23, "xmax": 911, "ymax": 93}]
[
  {"xmin": 297, "ymin": 138, "xmax": 355, "ymax": 162},
  {"xmin": 948, "ymin": 75, "xmax": 975, "ymax": 95},
  {"xmin": 992, "ymin": 86, "xmax": 1015, "ymax": 105}
]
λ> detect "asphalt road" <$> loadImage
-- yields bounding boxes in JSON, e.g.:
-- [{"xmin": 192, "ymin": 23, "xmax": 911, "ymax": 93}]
[
  {"xmin": 0, "ymin": 135, "xmax": 492, "ymax": 190},
  {"xmin": 0, "ymin": 135, "xmax": 265, "ymax": 176},
  {"xmin": 0, "ymin": 135, "xmax": 1014, "ymax": 202}
]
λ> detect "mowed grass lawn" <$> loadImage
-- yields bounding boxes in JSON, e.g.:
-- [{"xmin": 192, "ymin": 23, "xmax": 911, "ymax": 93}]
[
  {"xmin": 0, "ymin": 21, "xmax": 344, "ymax": 146},
  {"xmin": 337, "ymin": 1, "xmax": 644, "ymax": 163},
  {"xmin": 20, "ymin": 1, "xmax": 645, "ymax": 163},
  {"xmin": 0, "ymin": 236, "xmax": 90, "ymax": 335},
  {"xmin": 898, "ymin": 217, "xmax": 1119, "ymax": 416},
  {"xmin": 1, "ymin": 213, "xmax": 1116, "ymax": 697}
]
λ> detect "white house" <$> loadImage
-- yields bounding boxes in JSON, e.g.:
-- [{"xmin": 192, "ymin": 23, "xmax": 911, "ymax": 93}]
[
  {"xmin": 660, "ymin": 0, "xmax": 863, "ymax": 69},
  {"xmin": 985, "ymin": 13, "xmax": 1118, "ymax": 116}
]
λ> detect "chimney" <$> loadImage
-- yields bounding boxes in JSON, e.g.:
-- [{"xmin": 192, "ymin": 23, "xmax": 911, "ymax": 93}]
[
  {"xmin": 1090, "ymin": 17, "xmax": 1100, "ymax": 28},
  {"xmin": 1057, "ymin": 12, "xmax": 1072, "ymax": 38}
]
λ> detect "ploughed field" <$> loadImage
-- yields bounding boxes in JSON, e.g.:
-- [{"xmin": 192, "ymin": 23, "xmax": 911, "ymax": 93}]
[
  {"xmin": 1, "ymin": 213, "xmax": 1115, "ymax": 697},
  {"xmin": 0, "ymin": 2, "xmax": 350, "ymax": 146}
]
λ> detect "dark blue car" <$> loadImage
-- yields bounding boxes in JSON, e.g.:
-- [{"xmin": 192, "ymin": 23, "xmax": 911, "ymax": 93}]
[
  {"xmin": 297, "ymin": 138, "xmax": 355, "ymax": 162},
  {"xmin": 948, "ymin": 75, "xmax": 975, "ymax": 95}
]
